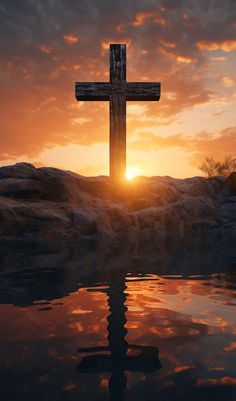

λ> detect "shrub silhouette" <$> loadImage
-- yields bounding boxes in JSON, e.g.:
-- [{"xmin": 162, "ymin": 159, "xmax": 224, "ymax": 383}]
[{"xmin": 199, "ymin": 156, "xmax": 236, "ymax": 178}]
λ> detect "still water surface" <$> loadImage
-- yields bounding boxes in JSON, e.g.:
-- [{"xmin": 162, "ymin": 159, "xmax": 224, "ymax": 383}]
[{"xmin": 0, "ymin": 269, "xmax": 235, "ymax": 401}]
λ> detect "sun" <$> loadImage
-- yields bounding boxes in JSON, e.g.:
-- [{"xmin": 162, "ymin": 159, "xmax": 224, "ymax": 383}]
[{"xmin": 126, "ymin": 166, "xmax": 140, "ymax": 180}]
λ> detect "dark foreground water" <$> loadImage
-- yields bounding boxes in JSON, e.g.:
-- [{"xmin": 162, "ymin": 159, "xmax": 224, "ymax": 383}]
[{"xmin": 0, "ymin": 268, "xmax": 235, "ymax": 401}]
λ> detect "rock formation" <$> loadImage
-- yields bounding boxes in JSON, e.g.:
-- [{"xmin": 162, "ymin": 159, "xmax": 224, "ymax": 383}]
[{"xmin": 0, "ymin": 163, "xmax": 235, "ymax": 272}]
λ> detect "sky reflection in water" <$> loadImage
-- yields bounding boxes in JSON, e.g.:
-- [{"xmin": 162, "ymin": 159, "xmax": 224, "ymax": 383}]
[{"xmin": 0, "ymin": 270, "xmax": 235, "ymax": 401}]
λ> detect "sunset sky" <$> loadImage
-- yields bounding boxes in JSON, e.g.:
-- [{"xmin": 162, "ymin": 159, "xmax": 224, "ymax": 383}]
[{"xmin": 0, "ymin": 0, "xmax": 236, "ymax": 178}]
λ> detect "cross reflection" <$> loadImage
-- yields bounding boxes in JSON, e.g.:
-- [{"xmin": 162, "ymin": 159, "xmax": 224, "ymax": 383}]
[{"xmin": 77, "ymin": 272, "xmax": 161, "ymax": 400}]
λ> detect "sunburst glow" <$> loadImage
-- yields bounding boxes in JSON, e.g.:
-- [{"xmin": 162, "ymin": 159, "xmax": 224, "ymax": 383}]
[{"xmin": 126, "ymin": 166, "xmax": 140, "ymax": 180}]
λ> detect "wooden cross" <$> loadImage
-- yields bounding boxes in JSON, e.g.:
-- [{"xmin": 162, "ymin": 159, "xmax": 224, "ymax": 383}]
[{"xmin": 75, "ymin": 44, "xmax": 161, "ymax": 179}]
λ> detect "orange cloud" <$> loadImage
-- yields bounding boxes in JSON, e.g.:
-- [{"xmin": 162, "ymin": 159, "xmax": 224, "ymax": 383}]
[
  {"xmin": 62, "ymin": 34, "xmax": 78, "ymax": 44},
  {"xmin": 132, "ymin": 11, "xmax": 167, "ymax": 27},
  {"xmin": 37, "ymin": 44, "xmax": 52, "ymax": 54},
  {"xmin": 210, "ymin": 56, "xmax": 227, "ymax": 61},
  {"xmin": 128, "ymin": 127, "xmax": 236, "ymax": 169},
  {"xmin": 49, "ymin": 65, "xmax": 67, "ymax": 79},
  {"xmin": 73, "ymin": 64, "xmax": 81, "ymax": 70},
  {"xmin": 116, "ymin": 24, "xmax": 125, "ymax": 33},
  {"xmin": 176, "ymin": 56, "xmax": 197, "ymax": 64},
  {"xmin": 129, "ymin": 133, "xmax": 189, "ymax": 152},
  {"xmin": 102, "ymin": 39, "xmax": 132, "ymax": 50},
  {"xmin": 196, "ymin": 377, "xmax": 236, "ymax": 386},
  {"xmin": 133, "ymin": 11, "xmax": 154, "ymax": 26},
  {"xmin": 160, "ymin": 39, "xmax": 176, "ymax": 49},
  {"xmin": 197, "ymin": 39, "xmax": 236, "ymax": 52},
  {"xmin": 222, "ymin": 75, "xmax": 236, "ymax": 87},
  {"xmin": 224, "ymin": 341, "xmax": 236, "ymax": 351},
  {"xmin": 154, "ymin": 17, "xmax": 167, "ymax": 26},
  {"xmin": 174, "ymin": 365, "xmax": 193, "ymax": 373},
  {"xmin": 191, "ymin": 127, "xmax": 236, "ymax": 161}
]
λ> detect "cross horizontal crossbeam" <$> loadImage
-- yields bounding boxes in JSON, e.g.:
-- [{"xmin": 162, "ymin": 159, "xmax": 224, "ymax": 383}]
[{"xmin": 75, "ymin": 82, "xmax": 160, "ymax": 101}]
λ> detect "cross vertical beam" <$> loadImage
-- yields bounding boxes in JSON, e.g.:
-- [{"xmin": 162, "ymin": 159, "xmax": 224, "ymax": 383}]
[{"xmin": 110, "ymin": 44, "xmax": 126, "ymax": 179}]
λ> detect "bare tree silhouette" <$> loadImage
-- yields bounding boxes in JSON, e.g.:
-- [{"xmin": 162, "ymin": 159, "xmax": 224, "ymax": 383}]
[{"xmin": 199, "ymin": 155, "xmax": 236, "ymax": 178}]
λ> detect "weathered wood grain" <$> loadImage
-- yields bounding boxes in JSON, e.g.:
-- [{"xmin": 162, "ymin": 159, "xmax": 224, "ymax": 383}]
[
  {"xmin": 75, "ymin": 82, "xmax": 111, "ymax": 101},
  {"xmin": 110, "ymin": 44, "xmax": 126, "ymax": 84},
  {"xmin": 110, "ymin": 93, "xmax": 126, "ymax": 179},
  {"xmin": 126, "ymin": 82, "xmax": 160, "ymax": 101},
  {"xmin": 109, "ymin": 44, "xmax": 127, "ymax": 179}
]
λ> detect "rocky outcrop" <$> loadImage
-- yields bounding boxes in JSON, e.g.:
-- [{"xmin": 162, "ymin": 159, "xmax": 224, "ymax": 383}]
[{"xmin": 0, "ymin": 162, "xmax": 235, "ymax": 271}]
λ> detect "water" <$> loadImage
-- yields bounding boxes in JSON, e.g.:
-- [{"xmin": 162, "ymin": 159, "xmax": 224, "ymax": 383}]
[{"xmin": 0, "ymin": 268, "xmax": 235, "ymax": 401}]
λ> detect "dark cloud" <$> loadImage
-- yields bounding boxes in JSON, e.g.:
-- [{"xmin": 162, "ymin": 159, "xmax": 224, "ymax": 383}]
[{"xmin": 0, "ymin": 0, "xmax": 235, "ymax": 159}]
